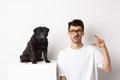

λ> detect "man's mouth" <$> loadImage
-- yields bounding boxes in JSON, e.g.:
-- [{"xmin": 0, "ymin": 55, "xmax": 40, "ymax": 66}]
[{"xmin": 73, "ymin": 36, "xmax": 79, "ymax": 40}]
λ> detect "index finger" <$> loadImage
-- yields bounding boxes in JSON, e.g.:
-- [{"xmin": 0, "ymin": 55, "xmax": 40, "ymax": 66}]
[{"xmin": 94, "ymin": 35, "xmax": 100, "ymax": 39}]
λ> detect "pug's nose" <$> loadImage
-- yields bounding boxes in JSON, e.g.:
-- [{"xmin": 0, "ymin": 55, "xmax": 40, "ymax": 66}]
[
  {"xmin": 41, "ymin": 35, "xmax": 44, "ymax": 38},
  {"xmin": 40, "ymin": 35, "xmax": 45, "ymax": 39}
]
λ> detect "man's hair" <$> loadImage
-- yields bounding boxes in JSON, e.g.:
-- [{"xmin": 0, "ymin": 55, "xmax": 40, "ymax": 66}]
[{"xmin": 68, "ymin": 19, "xmax": 84, "ymax": 31}]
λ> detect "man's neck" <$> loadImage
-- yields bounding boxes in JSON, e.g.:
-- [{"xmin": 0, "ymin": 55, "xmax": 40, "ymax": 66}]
[{"xmin": 71, "ymin": 42, "xmax": 83, "ymax": 50}]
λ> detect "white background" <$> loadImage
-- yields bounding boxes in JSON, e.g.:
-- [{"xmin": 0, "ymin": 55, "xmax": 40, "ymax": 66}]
[{"xmin": 0, "ymin": 0, "xmax": 120, "ymax": 80}]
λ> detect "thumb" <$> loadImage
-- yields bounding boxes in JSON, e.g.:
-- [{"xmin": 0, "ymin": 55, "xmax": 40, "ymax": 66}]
[{"xmin": 92, "ymin": 43, "xmax": 97, "ymax": 46}]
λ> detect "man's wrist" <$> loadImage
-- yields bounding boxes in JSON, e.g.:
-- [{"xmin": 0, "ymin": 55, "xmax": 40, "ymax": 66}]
[{"xmin": 101, "ymin": 44, "xmax": 107, "ymax": 49}]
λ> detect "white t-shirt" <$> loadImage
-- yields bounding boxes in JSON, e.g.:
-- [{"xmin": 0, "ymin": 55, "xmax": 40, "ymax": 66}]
[{"xmin": 57, "ymin": 45, "xmax": 104, "ymax": 80}]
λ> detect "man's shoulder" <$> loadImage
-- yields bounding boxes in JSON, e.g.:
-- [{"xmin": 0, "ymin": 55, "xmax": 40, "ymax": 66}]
[
  {"xmin": 59, "ymin": 47, "xmax": 70, "ymax": 54},
  {"xmin": 83, "ymin": 44, "xmax": 95, "ymax": 48},
  {"xmin": 84, "ymin": 45, "xmax": 101, "ymax": 53},
  {"xmin": 83, "ymin": 44, "xmax": 98, "ymax": 51},
  {"xmin": 57, "ymin": 47, "xmax": 69, "ymax": 61},
  {"xmin": 58, "ymin": 47, "xmax": 71, "ymax": 57}
]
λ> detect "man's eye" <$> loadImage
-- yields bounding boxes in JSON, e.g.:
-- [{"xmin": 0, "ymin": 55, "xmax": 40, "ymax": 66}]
[{"xmin": 71, "ymin": 30, "xmax": 75, "ymax": 32}]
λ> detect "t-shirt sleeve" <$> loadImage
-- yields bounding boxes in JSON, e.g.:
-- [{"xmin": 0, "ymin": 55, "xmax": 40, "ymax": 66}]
[
  {"xmin": 57, "ymin": 52, "xmax": 66, "ymax": 77},
  {"xmin": 94, "ymin": 47, "xmax": 104, "ymax": 69}
]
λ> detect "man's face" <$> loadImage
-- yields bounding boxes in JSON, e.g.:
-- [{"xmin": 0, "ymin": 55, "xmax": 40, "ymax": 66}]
[{"xmin": 68, "ymin": 26, "xmax": 84, "ymax": 44}]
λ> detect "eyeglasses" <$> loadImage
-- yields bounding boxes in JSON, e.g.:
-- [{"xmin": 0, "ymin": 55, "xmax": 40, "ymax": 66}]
[{"xmin": 69, "ymin": 29, "xmax": 83, "ymax": 35}]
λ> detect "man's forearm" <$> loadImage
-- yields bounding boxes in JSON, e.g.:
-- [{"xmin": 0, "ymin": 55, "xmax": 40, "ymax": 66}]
[{"xmin": 102, "ymin": 46, "xmax": 112, "ymax": 72}]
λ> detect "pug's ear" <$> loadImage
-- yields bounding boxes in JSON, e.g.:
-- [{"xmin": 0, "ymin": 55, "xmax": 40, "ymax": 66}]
[
  {"xmin": 46, "ymin": 27, "xmax": 49, "ymax": 33},
  {"xmin": 33, "ymin": 28, "xmax": 36, "ymax": 33},
  {"xmin": 33, "ymin": 27, "xmax": 40, "ymax": 33}
]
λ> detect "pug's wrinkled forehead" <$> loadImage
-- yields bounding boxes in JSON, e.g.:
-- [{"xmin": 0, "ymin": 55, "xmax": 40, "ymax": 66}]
[{"xmin": 33, "ymin": 26, "xmax": 49, "ymax": 33}]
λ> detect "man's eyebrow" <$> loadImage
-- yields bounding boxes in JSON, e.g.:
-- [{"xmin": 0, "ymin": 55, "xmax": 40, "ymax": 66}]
[{"xmin": 70, "ymin": 29, "xmax": 82, "ymax": 31}]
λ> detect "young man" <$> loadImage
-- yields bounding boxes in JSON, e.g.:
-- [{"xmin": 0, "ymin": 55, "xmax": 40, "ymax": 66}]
[{"xmin": 57, "ymin": 19, "xmax": 111, "ymax": 80}]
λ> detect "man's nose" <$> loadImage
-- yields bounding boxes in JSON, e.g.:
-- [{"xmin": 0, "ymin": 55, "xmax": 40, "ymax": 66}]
[{"xmin": 74, "ymin": 32, "xmax": 78, "ymax": 35}]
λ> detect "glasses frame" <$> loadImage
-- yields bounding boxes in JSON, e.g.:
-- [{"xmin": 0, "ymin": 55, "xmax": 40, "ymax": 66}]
[{"xmin": 69, "ymin": 29, "xmax": 83, "ymax": 35}]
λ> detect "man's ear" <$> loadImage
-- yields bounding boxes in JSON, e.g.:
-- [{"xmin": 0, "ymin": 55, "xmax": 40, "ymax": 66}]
[{"xmin": 82, "ymin": 31, "xmax": 84, "ymax": 35}]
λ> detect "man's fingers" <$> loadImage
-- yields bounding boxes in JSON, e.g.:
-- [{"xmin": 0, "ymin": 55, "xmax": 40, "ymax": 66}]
[
  {"xmin": 94, "ymin": 35, "xmax": 103, "ymax": 41},
  {"xmin": 94, "ymin": 35, "xmax": 105, "ymax": 43},
  {"xmin": 94, "ymin": 35, "xmax": 99, "ymax": 39}
]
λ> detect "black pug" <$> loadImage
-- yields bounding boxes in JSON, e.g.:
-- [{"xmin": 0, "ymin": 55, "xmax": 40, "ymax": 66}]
[{"xmin": 20, "ymin": 27, "xmax": 50, "ymax": 64}]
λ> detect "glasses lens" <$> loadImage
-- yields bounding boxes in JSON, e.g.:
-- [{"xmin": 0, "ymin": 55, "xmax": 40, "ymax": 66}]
[{"xmin": 69, "ymin": 30, "xmax": 82, "ymax": 35}]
